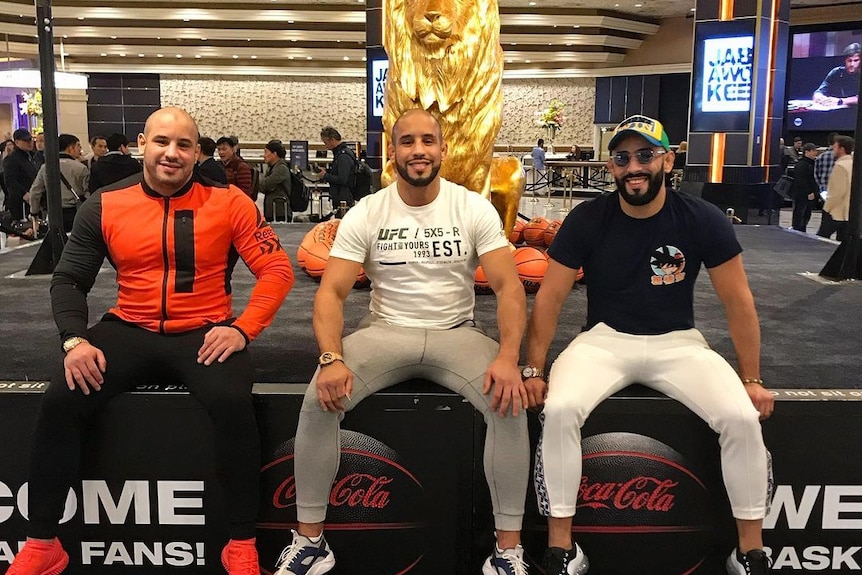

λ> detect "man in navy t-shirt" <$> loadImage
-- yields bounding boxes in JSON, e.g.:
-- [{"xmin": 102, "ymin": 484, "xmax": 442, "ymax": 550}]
[{"xmin": 524, "ymin": 115, "xmax": 775, "ymax": 575}]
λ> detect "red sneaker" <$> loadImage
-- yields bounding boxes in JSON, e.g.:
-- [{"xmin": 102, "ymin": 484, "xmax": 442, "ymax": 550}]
[
  {"xmin": 7, "ymin": 538, "xmax": 69, "ymax": 575},
  {"xmin": 221, "ymin": 539, "xmax": 260, "ymax": 575}
]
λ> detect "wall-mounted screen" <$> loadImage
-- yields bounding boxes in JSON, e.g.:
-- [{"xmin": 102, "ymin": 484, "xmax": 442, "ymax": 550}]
[
  {"xmin": 785, "ymin": 28, "xmax": 861, "ymax": 132},
  {"xmin": 690, "ymin": 20, "xmax": 756, "ymax": 133},
  {"xmin": 366, "ymin": 47, "xmax": 389, "ymax": 133}
]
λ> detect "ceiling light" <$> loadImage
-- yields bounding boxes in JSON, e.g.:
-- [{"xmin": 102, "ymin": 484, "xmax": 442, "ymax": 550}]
[
  {"xmin": 119, "ymin": 52, "xmax": 126, "ymax": 57},
  {"xmin": 507, "ymin": 59, "xmax": 513, "ymax": 63},
  {"xmin": 62, "ymin": 35, "xmax": 68, "ymax": 39},
  {"xmin": 291, "ymin": 39, "xmax": 297, "ymax": 42},
  {"xmin": 361, "ymin": 56, "xmax": 367, "ymax": 61},
  {"xmin": 288, "ymin": 20, "xmax": 294, "ymax": 24},
  {"xmin": 232, "ymin": 54, "xmax": 239, "ymax": 59},
  {"xmin": 110, "ymin": 36, "xmax": 117, "ymax": 39},
  {"xmin": 157, "ymin": 54, "xmax": 164, "ymax": 58},
  {"xmin": 195, "ymin": 54, "xmax": 201, "ymax": 58},
  {"xmin": 138, "ymin": 53, "xmax": 145, "ymax": 57},
  {"xmin": 99, "ymin": 53, "xmax": 106, "ymax": 56},
  {"xmin": 251, "ymin": 55, "xmax": 258, "ymax": 59},
  {"xmin": 634, "ymin": 3, "xmax": 642, "ymax": 6},
  {"xmin": 573, "ymin": 25, "xmax": 580, "ymax": 28},
  {"xmin": 306, "ymin": 56, "xmax": 313, "ymax": 60},
  {"xmin": 288, "ymin": 56, "xmax": 295, "ymax": 59},
  {"xmin": 525, "ymin": 59, "xmax": 531, "ymax": 63},
  {"xmin": 176, "ymin": 54, "xmax": 182, "ymax": 58},
  {"xmin": 529, "ymin": 1, "xmax": 536, "ymax": 5},
  {"xmin": 690, "ymin": 7, "xmax": 696, "ymax": 10},
  {"xmin": 77, "ymin": 16, "xmax": 84, "ymax": 20},
  {"xmin": 343, "ymin": 56, "xmax": 350, "ymax": 60},
  {"xmin": 183, "ymin": 18, "xmax": 190, "ymax": 22}
]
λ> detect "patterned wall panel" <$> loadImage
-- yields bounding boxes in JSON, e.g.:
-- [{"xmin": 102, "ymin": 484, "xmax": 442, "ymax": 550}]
[
  {"xmin": 161, "ymin": 75, "xmax": 596, "ymax": 147},
  {"xmin": 500, "ymin": 78, "xmax": 597, "ymax": 148},
  {"xmin": 160, "ymin": 75, "xmax": 367, "ymax": 144}
]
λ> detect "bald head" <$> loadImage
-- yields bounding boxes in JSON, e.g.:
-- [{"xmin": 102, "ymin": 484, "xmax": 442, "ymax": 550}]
[
  {"xmin": 392, "ymin": 109, "xmax": 443, "ymax": 141},
  {"xmin": 138, "ymin": 107, "xmax": 201, "ymax": 196},
  {"xmin": 143, "ymin": 107, "xmax": 199, "ymax": 140}
]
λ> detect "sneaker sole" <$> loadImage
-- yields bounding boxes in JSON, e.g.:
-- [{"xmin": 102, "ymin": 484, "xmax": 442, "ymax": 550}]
[{"xmin": 273, "ymin": 554, "xmax": 335, "ymax": 575}]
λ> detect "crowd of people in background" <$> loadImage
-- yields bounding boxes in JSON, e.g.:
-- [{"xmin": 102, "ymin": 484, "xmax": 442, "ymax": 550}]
[{"xmin": 778, "ymin": 132, "xmax": 855, "ymax": 237}]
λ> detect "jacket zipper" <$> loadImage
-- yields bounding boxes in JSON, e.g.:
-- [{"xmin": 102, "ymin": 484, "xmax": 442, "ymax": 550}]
[{"xmin": 159, "ymin": 197, "xmax": 170, "ymax": 333}]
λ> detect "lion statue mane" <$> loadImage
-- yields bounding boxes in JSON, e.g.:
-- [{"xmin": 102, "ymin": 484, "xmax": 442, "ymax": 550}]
[{"xmin": 382, "ymin": 0, "xmax": 523, "ymax": 233}]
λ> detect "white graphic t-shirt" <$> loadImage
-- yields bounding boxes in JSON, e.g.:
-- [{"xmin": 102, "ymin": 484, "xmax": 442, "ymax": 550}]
[{"xmin": 330, "ymin": 178, "xmax": 508, "ymax": 329}]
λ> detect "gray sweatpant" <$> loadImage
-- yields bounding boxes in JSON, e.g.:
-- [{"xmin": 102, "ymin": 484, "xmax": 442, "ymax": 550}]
[{"xmin": 294, "ymin": 314, "xmax": 529, "ymax": 531}]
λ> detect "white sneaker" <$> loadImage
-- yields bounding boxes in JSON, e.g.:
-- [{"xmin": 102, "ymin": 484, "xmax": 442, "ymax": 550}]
[
  {"xmin": 482, "ymin": 544, "xmax": 529, "ymax": 575},
  {"xmin": 273, "ymin": 530, "xmax": 335, "ymax": 575}
]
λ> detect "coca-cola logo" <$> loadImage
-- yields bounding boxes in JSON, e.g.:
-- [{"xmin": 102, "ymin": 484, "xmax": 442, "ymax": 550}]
[
  {"xmin": 578, "ymin": 475, "xmax": 678, "ymax": 512},
  {"xmin": 271, "ymin": 472, "xmax": 394, "ymax": 510}
]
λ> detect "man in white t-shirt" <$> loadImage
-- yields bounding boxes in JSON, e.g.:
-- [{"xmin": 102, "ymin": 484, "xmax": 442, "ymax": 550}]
[{"xmin": 274, "ymin": 109, "xmax": 533, "ymax": 575}]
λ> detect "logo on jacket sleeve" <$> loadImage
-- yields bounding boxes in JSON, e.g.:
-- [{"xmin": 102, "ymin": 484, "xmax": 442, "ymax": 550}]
[{"xmin": 650, "ymin": 245, "xmax": 686, "ymax": 285}]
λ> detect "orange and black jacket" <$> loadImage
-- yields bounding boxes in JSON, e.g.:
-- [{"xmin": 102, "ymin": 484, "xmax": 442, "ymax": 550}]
[{"xmin": 51, "ymin": 172, "xmax": 294, "ymax": 343}]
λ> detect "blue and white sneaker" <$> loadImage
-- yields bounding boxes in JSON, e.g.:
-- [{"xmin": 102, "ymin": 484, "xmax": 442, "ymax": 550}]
[
  {"xmin": 273, "ymin": 530, "xmax": 335, "ymax": 575},
  {"xmin": 482, "ymin": 544, "xmax": 529, "ymax": 575}
]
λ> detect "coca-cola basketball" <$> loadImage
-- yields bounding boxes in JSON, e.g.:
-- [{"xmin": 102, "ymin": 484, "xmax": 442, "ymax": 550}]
[
  {"xmin": 513, "ymin": 246, "xmax": 548, "ymax": 293},
  {"xmin": 576, "ymin": 432, "xmax": 712, "ymax": 574},
  {"xmin": 257, "ymin": 431, "xmax": 425, "ymax": 575},
  {"xmin": 523, "ymin": 217, "xmax": 550, "ymax": 247},
  {"xmin": 509, "ymin": 219, "xmax": 526, "ymax": 245}
]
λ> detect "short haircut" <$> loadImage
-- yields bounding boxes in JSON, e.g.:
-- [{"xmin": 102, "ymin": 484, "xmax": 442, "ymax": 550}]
[
  {"xmin": 834, "ymin": 135, "xmax": 854, "ymax": 155},
  {"xmin": 215, "ymin": 136, "xmax": 233, "ymax": 147},
  {"xmin": 199, "ymin": 137, "xmax": 217, "ymax": 156},
  {"xmin": 265, "ymin": 139, "xmax": 286, "ymax": 159},
  {"xmin": 843, "ymin": 42, "xmax": 861, "ymax": 57},
  {"xmin": 89, "ymin": 135, "xmax": 106, "ymax": 146},
  {"xmin": 802, "ymin": 143, "xmax": 818, "ymax": 153},
  {"xmin": 58, "ymin": 134, "xmax": 79, "ymax": 151},
  {"xmin": 537, "ymin": 138, "xmax": 544, "ymax": 147},
  {"xmin": 828, "ymin": 132, "xmax": 839, "ymax": 145},
  {"xmin": 106, "ymin": 133, "xmax": 129, "ymax": 152},
  {"xmin": 793, "ymin": 136, "xmax": 803, "ymax": 143},
  {"xmin": 320, "ymin": 126, "xmax": 341, "ymax": 141}
]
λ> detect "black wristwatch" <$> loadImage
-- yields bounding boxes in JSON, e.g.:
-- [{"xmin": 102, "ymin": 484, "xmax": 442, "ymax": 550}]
[
  {"xmin": 521, "ymin": 365, "xmax": 544, "ymax": 380},
  {"xmin": 837, "ymin": 98, "xmax": 844, "ymax": 106}
]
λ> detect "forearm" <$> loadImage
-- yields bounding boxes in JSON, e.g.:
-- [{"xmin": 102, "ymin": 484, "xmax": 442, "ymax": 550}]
[
  {"xmin": 233, "ymin": 265, "xmax": 293, "ymax": 342},
  {"xmin": 313, "ymin": 290, "xmax": 346, "ymax": 353},
  {"xmin": 494, "ymin": 280, "xmax": 526, "ymax": 362},
  {"xmin": 525, "ymin": 289, "xmax": 565, "ymax": 370},
  {"xmin": 51, "ymin": 279, "xmax": 90, "ymax": 341},
  {"xmin": 725, "ymin": 294, "xmax": 761, "ymax": 379}
]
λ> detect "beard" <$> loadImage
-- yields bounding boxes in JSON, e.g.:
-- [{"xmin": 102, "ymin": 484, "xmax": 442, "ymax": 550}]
[
  {"xmin": 616, "ymin": 169, "xmax": 665, "ymax": 206},
  {"xmin": 395, "ymin": 157, "xmax": 442, "ymax": 188}
]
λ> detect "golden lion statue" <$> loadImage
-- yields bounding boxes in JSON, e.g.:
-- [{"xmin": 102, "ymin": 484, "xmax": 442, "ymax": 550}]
[{"xmin": 381, "ymin": 0, "xmax": 524, "ymax": 234}]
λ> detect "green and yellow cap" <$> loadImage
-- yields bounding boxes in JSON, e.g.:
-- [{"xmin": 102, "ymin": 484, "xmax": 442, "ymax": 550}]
[{"xmin": 608, "ymin": 115, "xmax": 671, "ymax": 151}]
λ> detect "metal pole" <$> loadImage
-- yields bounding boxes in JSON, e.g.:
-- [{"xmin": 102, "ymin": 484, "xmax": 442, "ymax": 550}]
[{"xmin": 26, "ymin": 0, "xmax": 66, "ymax": 275}]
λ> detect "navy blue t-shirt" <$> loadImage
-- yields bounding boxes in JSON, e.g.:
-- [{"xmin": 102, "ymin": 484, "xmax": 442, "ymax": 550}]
[{"xmin": 548, "ymin": 191, "xmax": 742, "ymax": 335}]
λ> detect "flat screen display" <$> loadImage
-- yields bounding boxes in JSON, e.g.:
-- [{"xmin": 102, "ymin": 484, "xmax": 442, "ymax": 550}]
[
  {"xmin": 785, "ymin": 28, "xmax": 861, "ymax": 132},
  {"xmin": 690, "ymin": 20, "xmax": 756, "ymax": 132}
]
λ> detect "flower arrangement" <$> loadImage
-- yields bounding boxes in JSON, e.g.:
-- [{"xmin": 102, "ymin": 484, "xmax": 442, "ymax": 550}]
[
  {"xmin": 535, "ymin": 99, "xmax": 565, "ymax": 130},
  {"xmin": 20, "ymin": 90, "xmax": 43, "ymax": 118}
]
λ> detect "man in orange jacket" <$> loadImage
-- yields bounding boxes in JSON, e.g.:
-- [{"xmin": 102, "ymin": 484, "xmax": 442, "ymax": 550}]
[{"xmin": 8, "ymin": 107, "xmax": 294, "ymax": 575}]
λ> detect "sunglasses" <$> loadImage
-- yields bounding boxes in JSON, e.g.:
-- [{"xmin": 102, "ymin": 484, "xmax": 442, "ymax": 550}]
[{"xmin": 612, "ymin": 149, "xmax": 668, "ymax": 167}]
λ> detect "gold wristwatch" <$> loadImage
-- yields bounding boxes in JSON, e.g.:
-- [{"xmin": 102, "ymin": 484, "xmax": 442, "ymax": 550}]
[
  {"xmin": 318, "ymin": 351, "xmax": 344, "ymax": 366},
  {"xmin": 62, "ymin": 336, "xmax": 88, "ymax": 354}
]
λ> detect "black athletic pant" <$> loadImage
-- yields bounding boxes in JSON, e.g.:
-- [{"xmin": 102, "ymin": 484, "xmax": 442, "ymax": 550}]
[{"xmin": 27, "ymin": 317, "xmax": 260, "ymax": 540}]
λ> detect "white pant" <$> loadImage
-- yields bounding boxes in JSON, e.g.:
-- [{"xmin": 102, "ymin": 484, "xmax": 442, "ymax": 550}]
[{"xmin": 537, "ymin": 323, "xmax": 769, "ymax": 520}]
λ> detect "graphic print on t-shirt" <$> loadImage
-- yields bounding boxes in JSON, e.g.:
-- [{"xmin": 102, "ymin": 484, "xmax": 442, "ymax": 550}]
[
  {"xmin": 650, "ymin": 245, "xmax": 686, "ymax": 286},
  {"xmin": 374, "ymin": 225, "xmax": 466, "ymax": 266}
]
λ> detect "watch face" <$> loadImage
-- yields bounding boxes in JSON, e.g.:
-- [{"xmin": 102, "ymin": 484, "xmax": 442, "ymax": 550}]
[{"xmin": 521, "ymin": 366, "xmax": 535, "ymax": 378}]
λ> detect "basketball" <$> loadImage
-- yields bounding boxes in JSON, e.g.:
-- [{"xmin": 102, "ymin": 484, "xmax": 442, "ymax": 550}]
[
  {"xmin": 576, "ymin": 432, "xmax": 712, "ymax": 574},
  {"xmin": 303, "ymin": 241, "xmax": 331, "ymax": 280},
  {"xmin": 474, "ymin": 265, "xmax": 493, "ymax": 295},
  {"xmin": 523, "ymin": 217, "xmax": 550, "ymax": 247},
  {"xmin": 508, "ymin": 219, "xmax": 526, "ymax": 245},
  {"xmin": 543, "ymin": 219, "xmax": 562, "ymax": 248},
  {"xmin": 296, "ymin": 244, "xmax": 309, "ymax": 270},
  {"xmin": 513, "ymin": 246, "xmax": 548, "ymax": 293},
  {"xmin": 258, "ymin": 430, "xmax": 425, "ymax": 575}
]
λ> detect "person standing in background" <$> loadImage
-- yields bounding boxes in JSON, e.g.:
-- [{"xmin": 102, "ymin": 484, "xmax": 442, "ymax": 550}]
[
  {"xmin": 318, "ymin": 126, "xmax": 356, "ymax": 211},
  {"xmin": 88, "ymin": 133, "xmax": 142, "ymax": 194},
  {"xmin": 217, "ymin": 136, "xmax": 255, "ymax": 200},
  {"xmin": 260, "ymin": 139, "xmax": 292, "ymax": 222},
  {"xmin": 818, "ymin": 135, "xmax": 855, "ymax": 241},
  {"xmin": 790, "ymin": 143, "xmax": 820, "ymax": 232},
  {"xmin": 28, "ymin": 134, "xmax": 89, "ymax": 232},
  {"xmin": 197, "ymin": 136, "xmax": 228, "ymax": 184}
]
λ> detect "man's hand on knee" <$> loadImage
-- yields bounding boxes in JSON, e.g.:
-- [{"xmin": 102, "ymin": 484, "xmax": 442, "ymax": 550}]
[
  {"xmin": 483, "ymin": 357, "xmax": 528, "ymax": 417},
  {"xmin": 197, "ymin": 326, "xmax": 247, "ymax": 366},
  {"xmin": 64, "ymin": 342, "xmax": 107, "ymax": 395}
]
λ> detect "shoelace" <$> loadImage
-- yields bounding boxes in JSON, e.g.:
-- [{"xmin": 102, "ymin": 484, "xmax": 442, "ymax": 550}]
[
  {"xmin": 277, "ymin": 538, "xmax": 317, "ymax": 570},
  {"xmin": 497, "ymin": 550, "xmax": 528, "ymax": 575}
]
